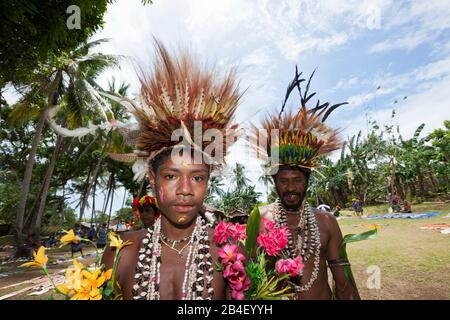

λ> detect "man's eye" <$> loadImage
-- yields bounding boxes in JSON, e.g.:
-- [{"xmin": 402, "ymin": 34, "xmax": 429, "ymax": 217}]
[
  {"xmin": 165, "ymin": 174, "xmax": 176, "ymax": 180},
  {"xmin": 193, "ymin": 176, "xmax": 204, "ymax": 182}
]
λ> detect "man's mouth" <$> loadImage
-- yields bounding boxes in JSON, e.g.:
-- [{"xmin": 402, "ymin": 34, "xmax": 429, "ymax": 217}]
[
  {"xmin": 284, "ymin": 194, "xmax": 300, "ymax": 202},
  {"xmin": 173, "ymin": 204, "xmax": 196, "ymax": 213}
]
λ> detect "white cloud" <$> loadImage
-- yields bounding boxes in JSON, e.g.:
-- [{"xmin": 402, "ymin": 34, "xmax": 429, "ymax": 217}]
[
  {"xmin": 341, "ymin": 74, "xmax": 450, "ymax": 140},
  {"xmin": 346, "ymin": 57, "xmax": 450, "ymax": 109},
  {"xmin": 370, "ymin": 0, "xmax": 450, "ymax": 53},
  {"xmin": 369, "ymin": 30, "xmax": 433, "ymax": 53}
]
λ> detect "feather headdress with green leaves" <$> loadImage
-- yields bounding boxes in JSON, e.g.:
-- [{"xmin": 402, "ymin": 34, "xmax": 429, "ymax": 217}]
[{"xmin": 252, "ymin": 67, "xmax": 346, "ymax": 174}]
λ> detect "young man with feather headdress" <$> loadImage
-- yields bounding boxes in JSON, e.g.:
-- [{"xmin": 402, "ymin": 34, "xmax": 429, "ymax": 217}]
[{"xmin": 101, "ymin": 41, "xmax": 243, "ymax": 300}]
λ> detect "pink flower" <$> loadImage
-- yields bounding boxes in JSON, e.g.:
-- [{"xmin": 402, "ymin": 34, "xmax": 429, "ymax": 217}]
[
  {"xmin": 231, "ymin": 290, "xmax": 245, "ymax": 300},
  {"xmin": 275, "ymin": 259, "xmax": 292, "ymax": 274},
  {"xmin": 218, "ymin": 244, "xmax": 240, "ymax": 265},
  {"xmin": 228, "ymin": 273, "xmax": 250, "ymax": 292},
  {"xmin": 275, "ymin": 256, "xmax": 304, "ymax": 277},
  {"xmin": 289, "ymin": 256, "xmax": 304, "ymax": 277},
  {"xmin": 262, "ymin": 218, "xmax": 276, "ymax": 230},
  {"xmin": 257, "ymin": 218, "xmax": 289, "ymax": 256},
  {"xmin": 214, "ymin": 221, "xmax": 233, "ymax": 245},
  {"xmin": 273, "ymin": 226, "xmax": 289, "ymax": 249},
  {"xmin": 231, "ymin": 223, "xmax": 247, "ymax": 242},
  {"xmin": 257, "ymin": 225, "xmax": 288, "ymax": 256},
  {"xmin": 223, "ymin": 260, "xmax": 246, "ymax": 278},
  {"xmin": 217, "ymin": 243, "xmax": 245, "ymax": 264}
]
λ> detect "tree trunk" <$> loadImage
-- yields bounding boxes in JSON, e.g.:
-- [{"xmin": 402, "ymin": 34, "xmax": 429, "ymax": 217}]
[
  {"xmin": 107, "ymin": 175, "xmax": 115, "ymax": 231},
  {"xmin": 14, "ymin": 70, "xmax": 62, "ymax": 257},
  {"xmin": 29, "ymin": 134, "xmax": 64, "ymax": 242},
  {"xmin": 60, "ymin": 184, "xmax": 66, "ymax": 225},
  {"xmin": 78, "ymin": 164, "xmax": 93, "ymax": 221},
  {"xmin": 417, "ymin": 169, "xmax": 426, "ymax": 199},
  {"xmin": 101, "ymin": 174, "xmax": 113, "ymax": 224},
  {"xmin": 427, "ymin": 171, "xmax": 438, "ymax": 193},
  {"xmin": 121, "ymin": 188, "xmax": 127, "ymax": 209},
  {"xmin": 78, "ymin": 132, "xmax": 111, "ymax": 221},
  {"xmin": 90, "ymin": 179, "xmax": 97, "ymax": 227}
]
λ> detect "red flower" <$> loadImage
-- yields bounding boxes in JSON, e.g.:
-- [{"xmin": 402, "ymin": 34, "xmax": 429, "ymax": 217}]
[
  {"xmin": 132, "ymin": 197, "xmax": 140, "ymax": 207},
  {"xmin": 231, "ymin": 223, "xmax": 247, "ymax": 242},
  {"xmin": 257, "ymin": 219, "xmax": 289, "ymax": 256},
  {"xmin": 214, "ymin": 221, "xmax": 234, "ymax": 245}
]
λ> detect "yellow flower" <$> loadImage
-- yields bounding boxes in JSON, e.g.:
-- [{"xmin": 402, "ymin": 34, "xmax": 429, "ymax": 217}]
[
  {"xmin": 71, "ymin": 268, "xmax": 105, "ymax": 300},
  {"xmin": 368, "ymin": 224, "xmax": 382, "ymax": 230},
  {"xmin": 104, "ymin": 268, "xmax": 113, "ymax": 281},
  {"xmin": 108, "ymin": 232, "xmax": 132, "ymax": 250},
  {"xmin": 20, "ymin": 246, "xmax": 48, "ymax": 268},
  {"xmin": 59, "ymin": 229, "xmax": 79, "ymax": 247}
]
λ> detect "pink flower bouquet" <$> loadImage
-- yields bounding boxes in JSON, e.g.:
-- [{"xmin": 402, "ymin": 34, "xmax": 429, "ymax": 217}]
[{"xmin": 214, "ymin": 206, "xmax": 303, "ymax": 300}]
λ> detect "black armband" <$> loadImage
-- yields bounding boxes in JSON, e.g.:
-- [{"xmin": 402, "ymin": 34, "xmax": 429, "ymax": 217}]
[{"xmin": 328, "ymin": 258, "xmax": 351, "ymax": 268}]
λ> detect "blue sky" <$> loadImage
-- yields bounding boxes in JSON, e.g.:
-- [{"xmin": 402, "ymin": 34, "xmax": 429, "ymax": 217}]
[{"xmin": 9, "ymin": 0, "xmax": 450, "ymax": 216}]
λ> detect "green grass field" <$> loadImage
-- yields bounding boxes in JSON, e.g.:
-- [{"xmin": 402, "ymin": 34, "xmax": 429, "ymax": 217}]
[{"xmin": 336, "ymin": 202, "xmax": 450, "ymax": 299}]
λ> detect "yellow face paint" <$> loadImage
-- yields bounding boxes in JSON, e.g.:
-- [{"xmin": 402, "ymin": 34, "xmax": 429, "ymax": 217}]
[{"xmin": 177, "ymin": 216, "xmax": 187, "ymax": 223}]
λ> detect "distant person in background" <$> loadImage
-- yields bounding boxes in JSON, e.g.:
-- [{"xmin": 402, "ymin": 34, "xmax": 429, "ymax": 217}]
[
  {"xmin": 87, "ymin": 226, "xmax": 96, "ymax": 241},
  {"xmin": 352, "ymin": 198, "xmax": 364, "ymax": 218},
  {"xmin": 97, "ymin": 223, "xmax": 108, "ymax": 249},
  {"xmin": 391, "ymin": 194, "xmax": 402, "ymax": 212},
  {"xmin": 132, "ymin": 195, "xmax": 160, "ymax": 229},
  {"xmin": 402, "ymin": 200, "xmax": 412, "ymax": 213},
  {"xmin": 70, "ymin": 224, "xmax": 84, "ymax": 258}
]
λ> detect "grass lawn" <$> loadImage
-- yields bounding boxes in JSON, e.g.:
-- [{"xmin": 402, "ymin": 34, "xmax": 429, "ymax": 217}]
[{"xmin": 336, "ymin": 202, "xmax": 450, "ymax": 299}]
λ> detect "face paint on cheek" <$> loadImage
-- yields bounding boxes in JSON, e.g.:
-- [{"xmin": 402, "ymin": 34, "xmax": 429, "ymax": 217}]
[{"xmin": 158, "ymin": 187, "xmax": 164, "ymax": 204}]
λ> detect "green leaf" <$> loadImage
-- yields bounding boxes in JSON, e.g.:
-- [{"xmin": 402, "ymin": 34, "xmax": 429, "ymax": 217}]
[
  {"xmin": 245, "ymin": 204, "xmax": 261, "ymax": 258},
  {"xmin": 339, "ymin": 228, "xmax": 378, "ymax": 289}
]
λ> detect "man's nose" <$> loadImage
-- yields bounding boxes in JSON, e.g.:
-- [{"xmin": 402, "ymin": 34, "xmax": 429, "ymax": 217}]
[
  {"xmin": 286, "ymin": 181, "xmax": 296, "ymax": 192},
  {"xmin": 177, "ymin": 176, "xmax": 193, "ymax": 195}
]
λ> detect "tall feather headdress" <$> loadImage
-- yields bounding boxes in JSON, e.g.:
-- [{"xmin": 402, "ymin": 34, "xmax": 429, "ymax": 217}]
[
  {"xmin": 109, "ymin": 40, "xmax": 243, "ymax": 180},
  {"xmin": 252, "ymin": 67, "xmax": 346, "ymax": 174}
]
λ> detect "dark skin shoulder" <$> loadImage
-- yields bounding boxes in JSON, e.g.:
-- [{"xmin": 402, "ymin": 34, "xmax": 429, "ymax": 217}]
[{"xmin": 101, "ymin": 227, "xmax": 226, "ymax": 300}]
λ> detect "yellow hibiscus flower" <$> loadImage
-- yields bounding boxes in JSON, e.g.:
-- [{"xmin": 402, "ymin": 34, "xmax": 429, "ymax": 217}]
[
  {"xmin": 59, "ymin": 229, "xmax": 79, "ymax": 247},
  {"xmin": 71, "ymin": 269, "xmax": 105, "ymax": 300},
  {"xmin": 20, "ymin": 246, "xmax": 48, "ymax": 268},
  {"xmin": 108, "ymin": 232, "xmax": 132, "ymax": 250}
]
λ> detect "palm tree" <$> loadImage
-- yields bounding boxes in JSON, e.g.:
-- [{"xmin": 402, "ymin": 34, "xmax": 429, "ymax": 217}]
[
  {"xmin": 12, "ymin": 39, "xmax": 119, "ymax": 255},
  {"xmin": 230, "ymin": 163, "xmax": 251, "ymax": 192},
  {"xmin": 258, "ymin": 164, "xmax": 272, "ymax": 200},
  {"xmin": 208, "ymin": 176, "xmax": 225, "ymax": 198}
]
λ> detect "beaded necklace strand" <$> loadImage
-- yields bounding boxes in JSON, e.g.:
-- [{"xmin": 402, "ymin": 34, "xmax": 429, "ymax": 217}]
[{"xmin": 273, "ymin": 199, "xmax": 321, "ymax": 293}]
